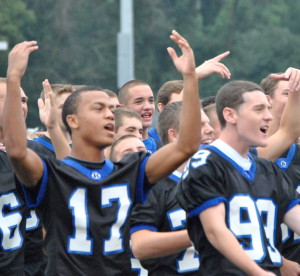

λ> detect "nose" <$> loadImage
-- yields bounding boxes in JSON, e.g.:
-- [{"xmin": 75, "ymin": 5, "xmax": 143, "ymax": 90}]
[
  {"xmin": 134, "ymin": 130, "xmax": 143, "ymax": 140},
  {"xmin": 143, "ymin": 100, "xmax": 153, "ymax": 110},
  {"xmin": 106, "ymin": 108, "xmax": 115, "ymax": 120},
  {"xmin": 265, "ymin": 109, "xmax": 273, "ymax": 122}
]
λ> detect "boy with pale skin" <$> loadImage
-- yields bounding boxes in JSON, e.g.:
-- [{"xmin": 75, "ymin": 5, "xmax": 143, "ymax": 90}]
[
  {"xmin": 109, "ymin": 134, "xmax": 146, "ymax": 162},
  {"xmin": 104, "ymin": 108, "xmax": 143, "ymax": 158},
  {"xmin": 176, "ymin": 80, "xmax": 300, "ymax": 276},
  {"xmin": 260, "ymin": 69, "xmax": 300, "ymax": 276},
  {"xmin": 3, "ymin": 31, "xmax": 202, "ymax": 275}
]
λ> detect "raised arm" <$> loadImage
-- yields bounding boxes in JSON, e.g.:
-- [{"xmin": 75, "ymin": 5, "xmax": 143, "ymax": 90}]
[
  {"xmin": 3, "ymin": 41, "xmax": 43, "ymax": 187},
  {"xmin": 257, "ymin": 68, "xmax": 300, "ymax": 161},
  {"xmin": 39, "ymin": 79, "xmax": 71, "ymax": 159},
  {"xmin": 146, "ymin": 30, "xmax": 201, "ymax": 184}
]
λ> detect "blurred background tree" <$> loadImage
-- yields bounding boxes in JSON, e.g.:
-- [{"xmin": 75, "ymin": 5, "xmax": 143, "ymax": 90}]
[{"xmin": 1, "ymin": 0, "xmax": 300, "ymax": 128}]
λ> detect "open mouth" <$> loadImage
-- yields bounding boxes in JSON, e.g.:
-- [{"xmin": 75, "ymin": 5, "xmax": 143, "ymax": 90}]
[
  {"xmin": 104, "ymin": 123, "xmax": 115, "ymax": 132},
  {"xmin": 260, "ymin": 126, "xmax": 268, "ymax": 134},
  {"xmin": 141, "ymin": 112, "xmax": 152, "ymax": 119}
]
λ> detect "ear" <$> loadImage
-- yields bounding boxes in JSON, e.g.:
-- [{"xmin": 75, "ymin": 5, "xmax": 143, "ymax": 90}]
[
  {"xmin": 266, "ymin": 95, "xmax": 272, "ymax": 104},
  {"xmin": 222, "ymin": 107, "xmax": 238, "ymax": 125},
  {"xmin": 66, "ymin": 114, "xmax": 79, "ymax": 131},
  {"xmin": 157, "ymin": 103, "xmax": 164, "ymax": 112},
  {"xmin": 168, "ymin": 128, "xmax": 178, "ymax": 143}
]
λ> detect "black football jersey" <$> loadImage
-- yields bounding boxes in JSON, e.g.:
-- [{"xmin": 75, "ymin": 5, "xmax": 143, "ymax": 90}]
[
  {"xmin": 33, "ymin": 135, "xmax": 56, "ymax": 156},
  {"xmin": 130, "ymin": 170, "xmax": 201, "ymax": 275},
  {"xmin": 176, "ymin": 145, "xmax": 299, "ymax": 276},
  {"xmin": 0, "ymin": 150, "xmax": 29, "ymax": 275},
  {"xmin": 21, "ymin": 151, "xmax": 150, "ymax": 276},
  {"xmin": 274, "ymin": 143, "xmax": 300, "ymax": 263}
]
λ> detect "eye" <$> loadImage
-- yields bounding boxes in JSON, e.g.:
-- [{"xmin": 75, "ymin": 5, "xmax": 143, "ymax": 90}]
[
  {"xmin": 149, "ymin": 99, "xmax": 154, "ymax": 104},
  {"xmin": 134, "ymin": 99, "xmax": 143, "ymax": 104}
]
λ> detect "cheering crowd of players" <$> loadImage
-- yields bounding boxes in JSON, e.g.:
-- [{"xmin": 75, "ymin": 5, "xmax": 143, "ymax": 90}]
[{"xmin": 1, "ymin": 30, "xmax": 300, "ymax": 275}]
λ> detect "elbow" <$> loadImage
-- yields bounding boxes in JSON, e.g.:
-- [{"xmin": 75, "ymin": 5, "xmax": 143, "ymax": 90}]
[
  {"xmin": 131, "ymin": 242, "xmax": 147, "ymax": 260},
  {"xmin": 4, "ymin": 138, "xmax": 27, "ymax": 161}
]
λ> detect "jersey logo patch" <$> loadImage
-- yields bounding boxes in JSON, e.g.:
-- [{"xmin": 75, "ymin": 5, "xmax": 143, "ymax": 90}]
[{"xmin": 90, "ymin": 171, "xmax": 101, "ymax": 180}]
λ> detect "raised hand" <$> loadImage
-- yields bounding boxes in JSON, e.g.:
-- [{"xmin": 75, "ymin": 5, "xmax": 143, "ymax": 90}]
[
  {"xmin": 167, "ymin": 30, "xmax": 196, "ymax": 77},
  {"xmin": 270, "ymin": 67, "xmax": 300, "ymax": 92},
  {"xmin": 196, "ymin": 51, "xmax": 231, "ymax": 80},
  {"xmin": 38, "ymin": 79, "xmax": 57, "ymax": 130},
  {"xmin": 7, "ymin": 41, "xmax": 38, "ymax": 79}
]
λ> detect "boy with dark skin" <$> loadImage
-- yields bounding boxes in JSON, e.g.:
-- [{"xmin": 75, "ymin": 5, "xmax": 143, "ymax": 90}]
[{"xmin": 3, "ymin": 31, "xmax": 201, "ymax": 275}]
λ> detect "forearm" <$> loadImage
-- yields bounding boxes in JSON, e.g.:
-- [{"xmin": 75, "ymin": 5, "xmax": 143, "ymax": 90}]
[
  {"xmin": 177, "ymin": 72, "xmax": 201, "ymax": 154},
  {"xmin": 205, "ymin": 226, "xmax": 266, "ymax": 276},
  {"xmin": 3, "ymin": 76, "xmax": 28, "ymax": 159},
  {"xmin": 47, "ymin": 125, "xmax": 71, "ymax": 159},
  {"xmin": 256, "ymin": 128, "xmax": 295, "ymax": 161},
  {"xmin": 131, "ymin": 229, "xmax": 192, "ymax": 260}
]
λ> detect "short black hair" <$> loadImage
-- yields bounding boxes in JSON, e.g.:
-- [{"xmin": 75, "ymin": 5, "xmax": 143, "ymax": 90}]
[{"xmin": 62, "ymin": 86, "xmax": 105, "ymax": 135}]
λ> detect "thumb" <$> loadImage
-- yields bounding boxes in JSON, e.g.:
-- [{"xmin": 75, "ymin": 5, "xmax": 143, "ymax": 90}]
[
  {"xmin": 167, "ymin": 47, "xmax": 178, "ymax": 63},
  {"xmin": 37, "ymin": 98, "xmax": 45, "ymax": 111}
]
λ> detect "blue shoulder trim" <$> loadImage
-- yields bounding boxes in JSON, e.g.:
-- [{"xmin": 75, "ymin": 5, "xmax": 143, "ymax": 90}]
[
  {"xmin": 168, "ymin": 170, "xmax": 182, "ymax": 183},
  {"xmin": 285, "ymin": 198, "xmax": 300, "ymax": 213},
  {"xmin": 130, "ymin": 224, "xmax": 158, "ymax": 235},
  {"xmin": 275, "ymin": 144, "xmax": 296, "ymax": 171},
  {"xmin": 188, "ymin": 196, "xmax": 227, "ymax": 217},
  {"xmin": 33, "ymin": 137, "xmax": 55, "ymax": 152},
  {"xmin": 136, "ymin": 156, "xmax": 150, "ymax": 203},
  {"xmin": 61, "ymin": 158, "xmax": 114, "ymax": 181}
]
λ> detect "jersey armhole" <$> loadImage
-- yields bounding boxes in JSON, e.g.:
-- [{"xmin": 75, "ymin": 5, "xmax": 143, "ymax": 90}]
[{"xmin": 21, "ymin": 159, "xmax": 48, "ymax": 208}]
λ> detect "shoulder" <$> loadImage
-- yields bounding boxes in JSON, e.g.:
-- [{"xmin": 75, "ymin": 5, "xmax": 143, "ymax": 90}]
[{"xmin": 114, "ymin": 151, "xmax": 150, "ymax": 167}]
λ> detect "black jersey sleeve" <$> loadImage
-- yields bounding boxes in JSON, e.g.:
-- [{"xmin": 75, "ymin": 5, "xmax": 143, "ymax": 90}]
[
  {"xmin": 130, "ymin": 183, "xmax": 163, "ymax": 234},
  {"xmin": 176, "ymin": 149, "xmax": 227, "ymax": 218}
]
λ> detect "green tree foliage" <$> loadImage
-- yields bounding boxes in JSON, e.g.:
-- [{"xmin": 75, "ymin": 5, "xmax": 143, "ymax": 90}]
[{"xmin": 2, "ymin": 0, "xmax": 300, "ymax": 127}]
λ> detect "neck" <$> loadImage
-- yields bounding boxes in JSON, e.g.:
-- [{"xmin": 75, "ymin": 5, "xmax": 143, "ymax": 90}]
[
  {"xmin": 142, "ymin": 128, "xmax": 149, "ymax": 140},
  {"xmin": 218, "ymin": 129, "xmax": 249, "ymax": 158},
  {"xmin": 69, "ymin": 137, "xmax": 106, "ymax": 163}
]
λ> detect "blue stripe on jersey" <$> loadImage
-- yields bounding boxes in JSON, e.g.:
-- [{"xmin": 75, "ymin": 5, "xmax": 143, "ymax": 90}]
[
  {"xmin": 275, "ymin": 143, "xmax": 296, "ymax": 171},
  {"xmin": 207, "ymin": 145, "xmax": 257, "ymax": 182},
  {"xmin": 285, "ymin": 198, "xmax": 300, "ymax": 213},
  {"xmin": 21, "ymin": 159, "xmax": 49, "ymax": 208},
  {"xmin": 168, "ymin": 171, "xmax": 182, "ymax": 183},
  {"xmin": 136, "ymin": 156, "xmax": 150, "ymax": 204},
  {"xmin": 61, "ymin": 158, "xmax": 114, "ymax": 181},
  {"xmin": 33, "ymin": 137, "xmax": 55, "ymax": 152},
  {"xmin": 130, "ymin": 224, "xmax": 158, "ymax": 235},
  {"xmin": 188, "ymin": 196, "xmax": 227, "ymax": 217}
]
